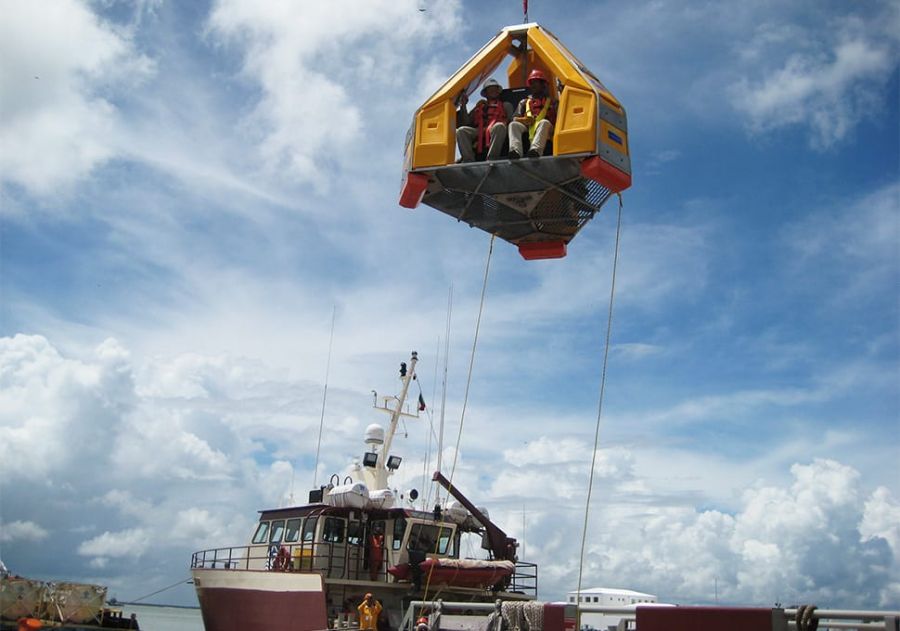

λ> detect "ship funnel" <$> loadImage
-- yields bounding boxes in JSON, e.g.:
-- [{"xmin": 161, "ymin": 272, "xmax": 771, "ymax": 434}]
[{"xmin": 365, "ymin": 424, "xmax": 385, "ymax": 445}]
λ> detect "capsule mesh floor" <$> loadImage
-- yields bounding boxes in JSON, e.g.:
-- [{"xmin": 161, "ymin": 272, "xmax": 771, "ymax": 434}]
[{"xmin": 416, "ymin": 156, "xmax": 613, "ymax": 244}]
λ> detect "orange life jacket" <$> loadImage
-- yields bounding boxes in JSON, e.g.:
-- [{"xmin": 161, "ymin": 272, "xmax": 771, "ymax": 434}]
[{"xmin": 472, "ymin": 98, "xmax": 508, "ymax": 153}]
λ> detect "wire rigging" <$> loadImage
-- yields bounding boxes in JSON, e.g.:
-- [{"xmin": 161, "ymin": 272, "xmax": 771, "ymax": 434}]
[
  {"xmin": 129, "ymin": 577, "xmax": 191, "ymax": 604},
  {"xmin": 575, "ymin": 194, "xmax": 625, "ymax": 603},
  {"xmin": 420, "ymin": 234, "xmax": 495, "ymax": 614},
  {"xmin": 312, "ymin": 306, "xmax": 337, "ymax": 488}
]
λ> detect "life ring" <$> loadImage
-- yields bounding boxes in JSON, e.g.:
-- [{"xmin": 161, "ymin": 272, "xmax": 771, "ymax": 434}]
[{"xmin": 272, "ymin": 545, "xmax": 291, "ymax": 571}]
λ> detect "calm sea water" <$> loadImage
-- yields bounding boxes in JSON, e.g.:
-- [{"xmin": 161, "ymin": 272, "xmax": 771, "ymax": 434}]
[{"xmin": 120, "ymin": 604, "xmax": 204, "ymax": 631}]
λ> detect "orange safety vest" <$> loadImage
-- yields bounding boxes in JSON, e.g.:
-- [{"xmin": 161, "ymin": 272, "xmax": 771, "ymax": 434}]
[
  {"xmin": 368, "ymin": 534, "xmax": 384, "ymax": 579},
  {"xmin": 525, "ymin": 96, "xmax": 553, "ymax": 140},
  {"xmin": 358, "ymin": 600, "xmax": 383, "ymax": 631},
  {"xmin": 472, "ymin": 98, "xmax": 509, "ymax": 153}
]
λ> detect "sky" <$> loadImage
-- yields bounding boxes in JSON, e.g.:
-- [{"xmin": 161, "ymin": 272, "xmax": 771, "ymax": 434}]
[{"xmin": 1, "ymin": 0, "xmax": 898, "ymax": 612}]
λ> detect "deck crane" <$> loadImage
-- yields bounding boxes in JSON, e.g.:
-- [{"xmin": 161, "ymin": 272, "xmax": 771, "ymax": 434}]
[{"xmin": 399, "ymin": 23, "xmax": 631, "ymax": 260}]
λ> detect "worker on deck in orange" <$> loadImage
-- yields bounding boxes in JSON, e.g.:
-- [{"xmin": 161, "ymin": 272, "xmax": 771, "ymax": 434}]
[
  {"xmin": 368, "ymin": 523, "xmax": 385, "ymax": 581},
  {"xmin": 358, "ymin": 593, "xmax": 383, "ymax": 631},
  {"xmin": 456, "ymin": 78, "xmax": 514, "ymax": 162},
  {"xmin": 508, "ymin": 69, "xmax": 558, "ymax": 159}
]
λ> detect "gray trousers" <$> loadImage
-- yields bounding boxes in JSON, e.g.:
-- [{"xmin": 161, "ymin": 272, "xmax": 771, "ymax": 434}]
[
  {"xmin": 457, "ymin": 123, "xmax": 508, "ymax": 162},
  {"xmin": 509, "ymin": 119, "xmax": 554, "ymax": 156}
]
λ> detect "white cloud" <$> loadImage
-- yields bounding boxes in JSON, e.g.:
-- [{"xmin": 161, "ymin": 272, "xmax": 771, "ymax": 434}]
[
  {"xmin": 613, "ymin": 342, "xmax": 664, "ymax": 361},
  {"xmin": 585, "ymin": 459, "xmax": 898, "ymax": 607},
  {"xmin": 0, "ymin": 334, "xmax": 133, "ymax": 480},
  {"xmin": 778, "ymin": 181, "xmax": 900, "ymax": 311},
  {"xmin": 78, "ymin": 528, "xmax": 151, "ymax": 558},
  {"xmin": 1, "ymin": 334, "xmax": 897, "ymax": 607},
  {"xmin": 206, "ymin": 0, "xmax": 462, "ymax": 189},
  {"xmin": 730, "ymin": 32, "xmax": 896, "ymax": 148},
  {"xmin": 0, "ymin": 0, "xmax": 153, "ymax": 195},
  {"xmin": 861, "ymin": 487, "xmax": 900, "ymax": 552},
  {"xmin": 0, "ymin": 520, "xmax": 50, "ymax": 543}
]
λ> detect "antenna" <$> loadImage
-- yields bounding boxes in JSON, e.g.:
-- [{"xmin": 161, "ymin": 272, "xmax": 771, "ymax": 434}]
[
  {"xmin": 312, "ymin": 305, "xmax": 337, "ymax": 488},
  {"xmin": 522, "ymin": 504, "xmax": 526, "ymax": 560},
  {"xmin": 422, "ymin": 335, "xmax": 440, "ymax": 511},
  {"xmin": 437, "ymin": 284, "xmax": 452, "ymax": 475}
]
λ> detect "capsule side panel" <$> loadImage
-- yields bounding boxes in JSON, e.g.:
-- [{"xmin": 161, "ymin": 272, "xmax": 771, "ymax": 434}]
[
  {"xmin": 525, "ymin": 27, "xmax": 591, "ymax": 91},
  {"xmin": 598, "ymin": 119, "xmax": 631, "ymax": 175},
  {"xmin": 554, "ymin": 86, "xmax": 596, "ymax": 156},
  {"xmin": 413, "ymin": 100, "xmax": 455, "ymax": 169}
]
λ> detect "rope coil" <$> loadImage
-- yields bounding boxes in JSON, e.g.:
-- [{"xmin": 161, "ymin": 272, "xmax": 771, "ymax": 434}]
[
  {"xmin": 523, "ymin": 601, "xmax": 543, "ymax": 631},
  {"xmin": 796, "ymin": 604, "xmax": 819, "ymax": 631}
]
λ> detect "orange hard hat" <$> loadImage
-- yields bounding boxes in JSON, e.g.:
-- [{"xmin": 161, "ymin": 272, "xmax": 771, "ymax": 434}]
[
  {"xmin": 527, "ymin": 69, "xmax": 548, "ymax": 83},
  {"xmin": 418, "ymin": 618, "xmax": 429, "ymax": 624}
]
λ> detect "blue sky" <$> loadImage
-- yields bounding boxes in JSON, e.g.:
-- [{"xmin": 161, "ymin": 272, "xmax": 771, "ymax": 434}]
[{"xmin": 1, "ymin": 0, "xmax": 898, "ymax": 610}]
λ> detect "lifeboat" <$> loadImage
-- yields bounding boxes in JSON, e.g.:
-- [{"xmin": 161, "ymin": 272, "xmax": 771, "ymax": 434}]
[
  {"xmin": 387, "ymin": 558, "xmax": 516, "ymax": 589},
  {"xmin": 399, "ymin": 23, "xmax": 631, "ymax": 260}
]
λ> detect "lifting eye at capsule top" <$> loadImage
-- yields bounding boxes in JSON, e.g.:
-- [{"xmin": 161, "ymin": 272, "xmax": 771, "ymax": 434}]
[{"xmin": 399, "ymin": 23, "xmax": 632, "ymax": 261}]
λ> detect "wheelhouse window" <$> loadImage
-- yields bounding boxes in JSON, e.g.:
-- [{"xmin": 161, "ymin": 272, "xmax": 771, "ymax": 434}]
[
  {"xmin": 347, "ymin": 521, "xmax": 363, "ymax": 546},
  {"xmin": 269, "ymin": 519, "xmax": 285, "ymax": 543},
  {"xmin": 302, "ymin": 516, "xmax": 318, "ymax": 543},
  {"xmin": 407, "ymin": 523, "xmax": 455, "ymax": 555},
  {"xmin": 252, "ymin": 522, "xmax": 269, "ymax": 544},
  {"xmin": 322, "ymin": 517, "xmax": 345, "ymax": 543},
  {"xmin": 392, "ymin": 517, "xmax": 407, "ymax": 551},
  {"xmin": 437, "ymin": 527, "xmax": 454, "ymax": 556},
  {"xmin": 285, "ymin": 518, "xmax": 301, "ymax": 543}
]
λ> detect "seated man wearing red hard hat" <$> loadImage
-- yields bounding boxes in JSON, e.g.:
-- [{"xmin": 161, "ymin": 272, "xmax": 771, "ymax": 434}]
[{"xmin": 508, "ymin": 69, "xmax": 557, "ymax": 159}]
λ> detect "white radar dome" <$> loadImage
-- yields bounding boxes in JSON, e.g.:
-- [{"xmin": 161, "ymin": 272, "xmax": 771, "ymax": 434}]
[{"xmin": 365, "ymin": 424, "xmax": 385, "ymax": 445}]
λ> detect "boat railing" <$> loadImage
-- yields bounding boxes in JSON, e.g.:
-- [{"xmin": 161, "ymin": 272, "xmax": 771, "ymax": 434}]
[
  {"xmin": 399, "ymin": 601, "xmax": 900, "ymax": 631},
  {"xmin": 191, "ymin": 541, "xmax": 389, "ymax": 582},
  {"xmin": 575, "ymin": 603, "xmax": 900, "ymax": 631},
  {"xmin": 509, "ymin": 561, "xmax": 538, "ymax": 597},
  {"xmin": 191, "ymin": 544, "xmax": 538, "ymax": 597}
]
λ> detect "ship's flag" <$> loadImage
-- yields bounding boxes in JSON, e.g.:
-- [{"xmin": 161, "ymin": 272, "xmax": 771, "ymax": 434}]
[{"xmin": 418, "ymin": 393, "xmax": 426, "ymax": 411}]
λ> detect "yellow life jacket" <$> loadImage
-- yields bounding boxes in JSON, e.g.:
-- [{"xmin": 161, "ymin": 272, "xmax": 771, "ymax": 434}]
[{"xmin": 525, "ymin": 96, "xmax": 552, "ymax": 140}]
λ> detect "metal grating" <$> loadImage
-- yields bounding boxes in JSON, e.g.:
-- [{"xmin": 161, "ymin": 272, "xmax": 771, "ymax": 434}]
[{"xmin": 418, "ymin": 157, "xmax": 614, "ymax": 245}]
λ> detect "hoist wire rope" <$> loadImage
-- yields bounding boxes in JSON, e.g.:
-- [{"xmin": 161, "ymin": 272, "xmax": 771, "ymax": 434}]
[
  {"xmin": 448, "ymin": 234, "xmax": 495, "ymax": 485},
  {"xmin": 420, "ymin": 233, "xmax": 495, "ymax": 614},
  {"xmin": 575, "ymin": 193, "xmax": 624, "ymax": 604}
]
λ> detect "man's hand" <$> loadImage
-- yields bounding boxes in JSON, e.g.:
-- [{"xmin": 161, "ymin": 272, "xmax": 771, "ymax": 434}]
[{"xmin": 515, "ymin": 116, "xmax": 534, "ymax": 125}]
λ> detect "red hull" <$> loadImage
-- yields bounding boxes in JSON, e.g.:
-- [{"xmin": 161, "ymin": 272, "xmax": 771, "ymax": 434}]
[{"xmin": 197, "ymin": 586, "xmax": 326, "ymax": 631}]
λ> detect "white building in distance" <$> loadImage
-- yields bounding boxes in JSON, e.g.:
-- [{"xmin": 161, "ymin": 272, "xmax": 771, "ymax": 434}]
[{"xmin": 567, "ymin": 587, "xmax": 663, "ymax": 631}]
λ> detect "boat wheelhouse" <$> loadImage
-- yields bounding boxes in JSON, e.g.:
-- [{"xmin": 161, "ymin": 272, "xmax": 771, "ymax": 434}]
[{"xmin": 190, "ymin": 352, "xmax": 537, "ymax": 631}]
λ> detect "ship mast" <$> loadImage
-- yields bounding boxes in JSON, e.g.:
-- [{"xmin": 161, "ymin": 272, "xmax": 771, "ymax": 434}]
[
  {"xmin": 382, "ymin": 351, "xmax": 418, "ymax": 460},
  {"xmin": 363, "ymin": 351, "xmax": 419, "ymax": 491}
]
